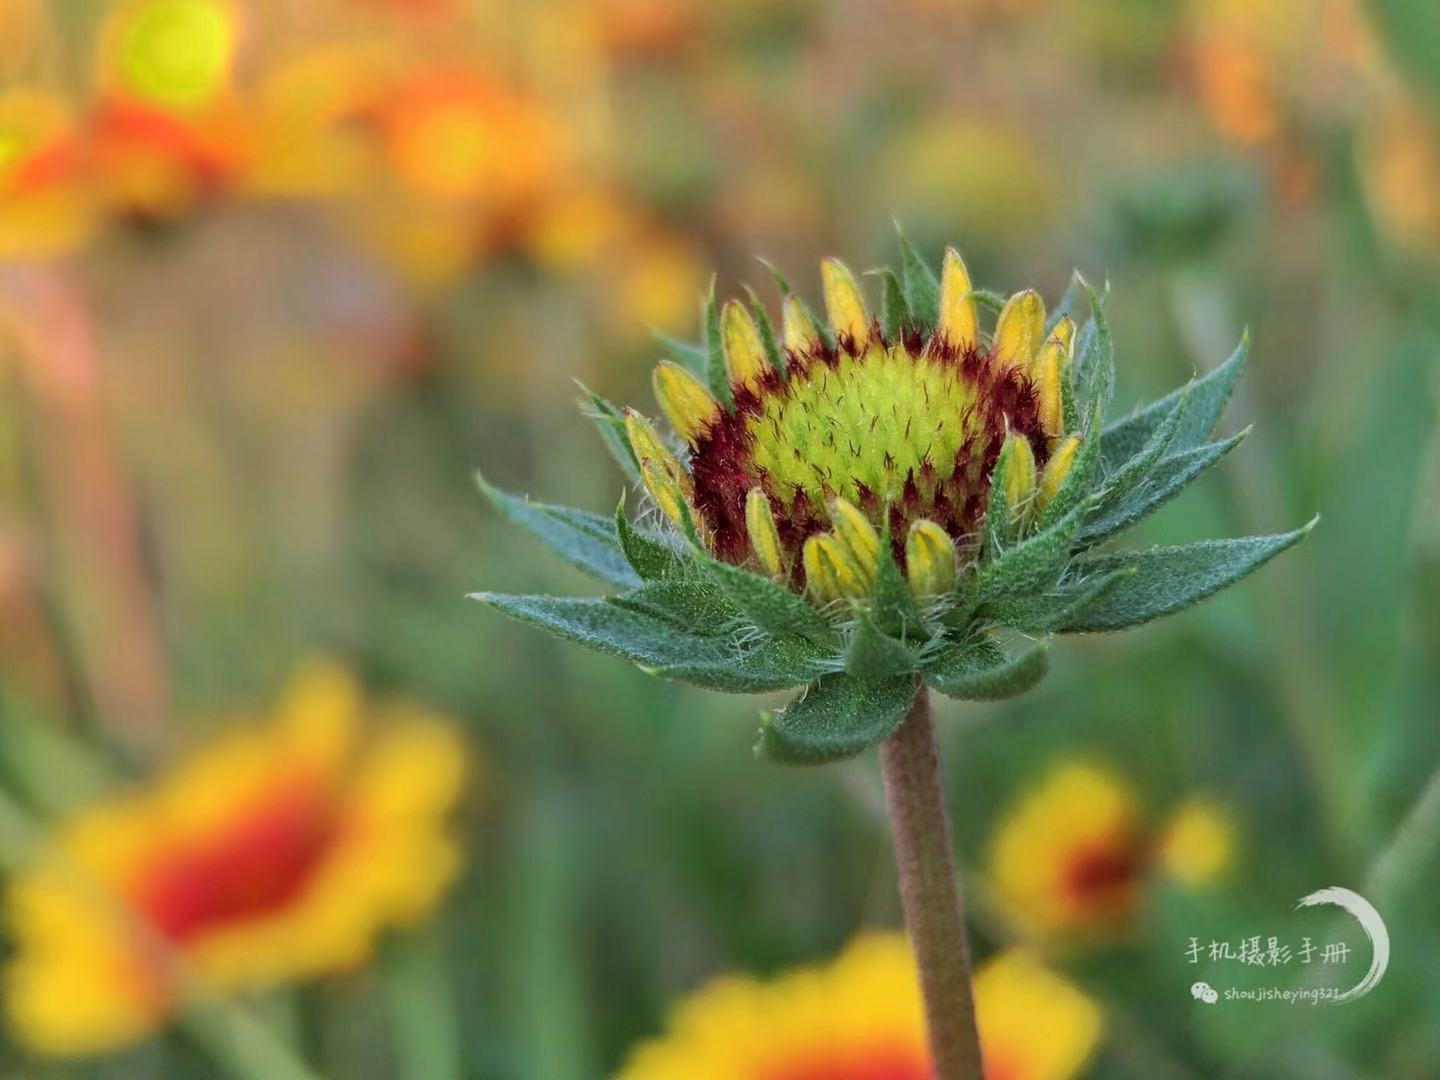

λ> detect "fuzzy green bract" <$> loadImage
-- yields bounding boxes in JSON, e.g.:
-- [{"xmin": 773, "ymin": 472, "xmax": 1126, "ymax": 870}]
[{"xmin": 472, "ymin": 237, "xmax": 1314, "ymax": 766}]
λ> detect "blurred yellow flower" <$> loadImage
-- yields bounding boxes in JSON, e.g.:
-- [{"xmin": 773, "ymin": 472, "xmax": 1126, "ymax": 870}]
[
  {"xmin": 242, "ymin": 45, "xmax": 388, "ymax": 201},
  {"xmin": 526, "ymin": 184, "xmax": 633, "ymax": 270},
  {"xmin": 609, "ymin": 227, "xmax": 707, "ymax": 336},
  {"xmin": 989, "ymin": 763, "xmax": 1145, "ymax": 941},
  {"xmin": 988, "ymin": 763, "xmax": 1234, "ymax": 942},
  {"xmin": 1361, "ymin": 101, "xmax": 1440, "ymax": 257},
  {"xmin": 4, "ymin": 661, "xmax": 467, "ymax": 1058},
  {"xmin": 0, "ymin": 89, "xmax": 96, "ymax": 260},
  {"xmin": 618, "ymin": 933, "xmax": 1101, "ymax": 1080},
  {"xmin": 1158, "ymin": 798, "xmax": 1234, "ymax": 887},
  {"xmin": 99, "ymin": 0, "xmax": 240, "ymax": 114},
  {"xmin": 880, "ymin": 117, "xmax": 1057, "ymax": 242}
]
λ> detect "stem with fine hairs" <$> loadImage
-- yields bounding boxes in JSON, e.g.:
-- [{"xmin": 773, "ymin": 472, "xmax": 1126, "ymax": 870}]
[{"xmin": 879, "ymin": 687, "xmax": 984, "ymax": 1080}]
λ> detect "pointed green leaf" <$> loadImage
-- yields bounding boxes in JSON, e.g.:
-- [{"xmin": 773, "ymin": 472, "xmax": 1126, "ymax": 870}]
[
  {"xmin": 612, "ymin": 578, "xmax": 741, "ymax": 629},
  {"xmin": 1081, "ymin": 428, "xmax": 1249, "ymax": 547},
  {"xmin": 1060, "ymin": 520, "xmax": 1317, "ymax": 632},
  {"xmin": 976, "ymin": 503, "xmax": 1086, "ymax": 603},
  {"xmin": 870, "ymin": 540, "xmax": 925, "ymax": 641},
  {"xmin": 1046, "ymin": 271, "xmax": 1084, "ymax": 334},
  {"xmin": 699, "ymin": 556, "xmax": 836, "ymax": 643},
  {"xmin": 877, "ymin": 268, "xmax": 910, "ymax": 341},
  {"xmin": 577, "ymin": 385, "xmax": 641, "ymax": 485},
  {"xmin": 757, "ymin": 673, "xmax": 919, "ymax": 766},
  {"xmin": 896, "ymin": 227, "xmax": 940, "ymax": 331},
  {"xmin": 651, "ymin": 634, "xmax": 832, "ymax": 693},
  {"xmin": 970, "ymin": 289, "xmax": 1006, "ymax": 314},
  {"xmin": 986, "ymin": 566, "xmax": 1136, "ymax": 633},
  {"xmin": 1090, "ymin": 389, "xmax": 1190, "ymax": 518},
  {"xmin": 1072, "ymin": 281, "xmax": 1114, "ymax": 425},
  {"xmin": 703, "ymin": 278, "xmax": 732, "ymax": 410},
  {"xmin": 471, "ymin": 594, "xmax": 735, "ymax": 666},
  {"xmin": 743, "ymin": 284, "xmax": 787, "ymax": 379},
  {"xmin": 615, "ymin": 500, "xmax": 686, "ymax": 580},
  {"xmin": 845, "ymin": 613, "xmax": 920, "ymax": 678},
  {"xmin": 983, "ymin": 440, "xmax": 1020, "ymax": 558},
  {"xmin": 1101, "ymin": 332, "xmax": 1248, "ymax": 471},
  {"xmin": 478, "ymin": 475, "xmax": 640, "ymax": 589},
  {"xmin": 1060, "ymin": 351, "xmax": 1080, "ymax": 434},
  {"xmin": 759, "ymin": 256, "xmax": 792, "ymax": 295},
  {"xmin": 924, "ymin": 638, "xmax": 1048, "ymax": 700}
]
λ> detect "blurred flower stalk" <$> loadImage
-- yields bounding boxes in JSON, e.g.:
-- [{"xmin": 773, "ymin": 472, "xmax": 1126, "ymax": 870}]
[
  {"xmin": 0, "ymin": 266, "xmax": 170, "ymax": 755},
  {"xmin": 476, "ymin": 233, "xmax": 1311, "ymax": 1075}
]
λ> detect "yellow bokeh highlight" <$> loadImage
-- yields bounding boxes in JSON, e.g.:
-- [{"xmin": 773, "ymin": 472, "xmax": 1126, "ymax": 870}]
[{"xmin": 104, "ymin": 0, "xmax": 238, "ymax": 113}]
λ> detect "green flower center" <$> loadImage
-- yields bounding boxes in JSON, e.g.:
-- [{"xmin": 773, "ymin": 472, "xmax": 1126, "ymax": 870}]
[
  {"xmin": 749, "ymin": 343, "xmax": 982, "ymax": 509},
  {"xmin": 690, "ymin": 333, "xmax": 1046, "ymax": 564}
]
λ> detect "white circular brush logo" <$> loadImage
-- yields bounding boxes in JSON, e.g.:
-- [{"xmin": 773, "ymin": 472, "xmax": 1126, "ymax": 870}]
[{"xmin": 1294, "ymin": 887, "xmax": 1389, "ymax": 1003}]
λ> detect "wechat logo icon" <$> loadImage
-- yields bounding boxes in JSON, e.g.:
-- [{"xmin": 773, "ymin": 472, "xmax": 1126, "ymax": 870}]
[{"xmin": 1191, "ymin": 981, "xmax": 1219, "ymax": 1005}]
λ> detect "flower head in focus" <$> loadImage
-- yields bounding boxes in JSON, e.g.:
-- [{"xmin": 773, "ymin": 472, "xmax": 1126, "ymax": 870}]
[
  {"xmin": 617, "ymin": 933, "xmax": 1102, "ymax": 1080},
  {"xmin": 988, "ymin": 762, "xmax": 1235, "ymax": 942},
  {"xmin": 474, "ymin": 229, "xmax": 1314, "ymax": 765},
  {"xmin": 3, "ymin": 661, "xmax": 467, "ymax": 1058}
]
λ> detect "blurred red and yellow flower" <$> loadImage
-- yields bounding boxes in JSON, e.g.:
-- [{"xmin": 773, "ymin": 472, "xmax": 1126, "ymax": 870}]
[
  {"xmin": 348, "ymin": 64, "xmax": 576, "ymax": 284},
  {"xmin": 83, "ymin": 0, "xmax": 252, "ymax": 220},
  {"xmin": 0, "ymin": 89, "xmax": 96, "ymax": 259},
  {"xmin": 376, "ymin": 68, "xmax": 567, "ymax": 209},
  {"xmin": 618, "ymin": 934, "xmax": 1102, "ymax": 1080},
  {"xmin": 988, "ymin": 763, "xmax": 1234, "ymax": 941},
  {"xmin": 85, "ymin": 98, "xmax": 252, "ymax": 220},
  {"xmin": 3, "ymin": 661, "xmax": 466, "ymax": 1058}
]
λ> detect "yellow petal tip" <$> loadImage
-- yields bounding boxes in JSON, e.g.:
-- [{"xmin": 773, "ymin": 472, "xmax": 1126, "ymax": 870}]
[
  {"xmin": 820, "ymin": 257, "xmax": 869, "ymax": 344},
  {"xmin": 652, "ymin": 360, "xmax": 720, "ymax": 447}
]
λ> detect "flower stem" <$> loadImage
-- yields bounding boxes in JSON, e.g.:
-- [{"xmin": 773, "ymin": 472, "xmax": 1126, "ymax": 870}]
[{"xmin": 879, "ymin": 687, "xmax": 983, "ymax": 1080}]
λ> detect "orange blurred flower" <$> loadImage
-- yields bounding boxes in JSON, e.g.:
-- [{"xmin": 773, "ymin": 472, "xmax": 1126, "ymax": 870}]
[
  {"xmin": 4, "ymin": 661, "xmax": 467, "ymax": 1058},
  {"xmin": 1361, "ymin": 100, "xmax": 1440, "ymax": 257},
  {"xmin": 377, "ymin": 68, "xmax": 568, "ymax": 208},
  {"xmin": 618, "ymin": 934, "xmax": 1103, "ymax": 1080},
  {"xmin": 1191, "ymin": 32, "xmax": 1280, "ymax": 147},
  {"xmin": 594, "ymin": 0, "xmax": 702, "ymax": 58}
]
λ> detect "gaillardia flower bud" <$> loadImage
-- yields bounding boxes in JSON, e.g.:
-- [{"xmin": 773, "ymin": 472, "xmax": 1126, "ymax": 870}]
[{"xmin": 474, "ymin": 230, "xmax": 1314, "ymax": 765}]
